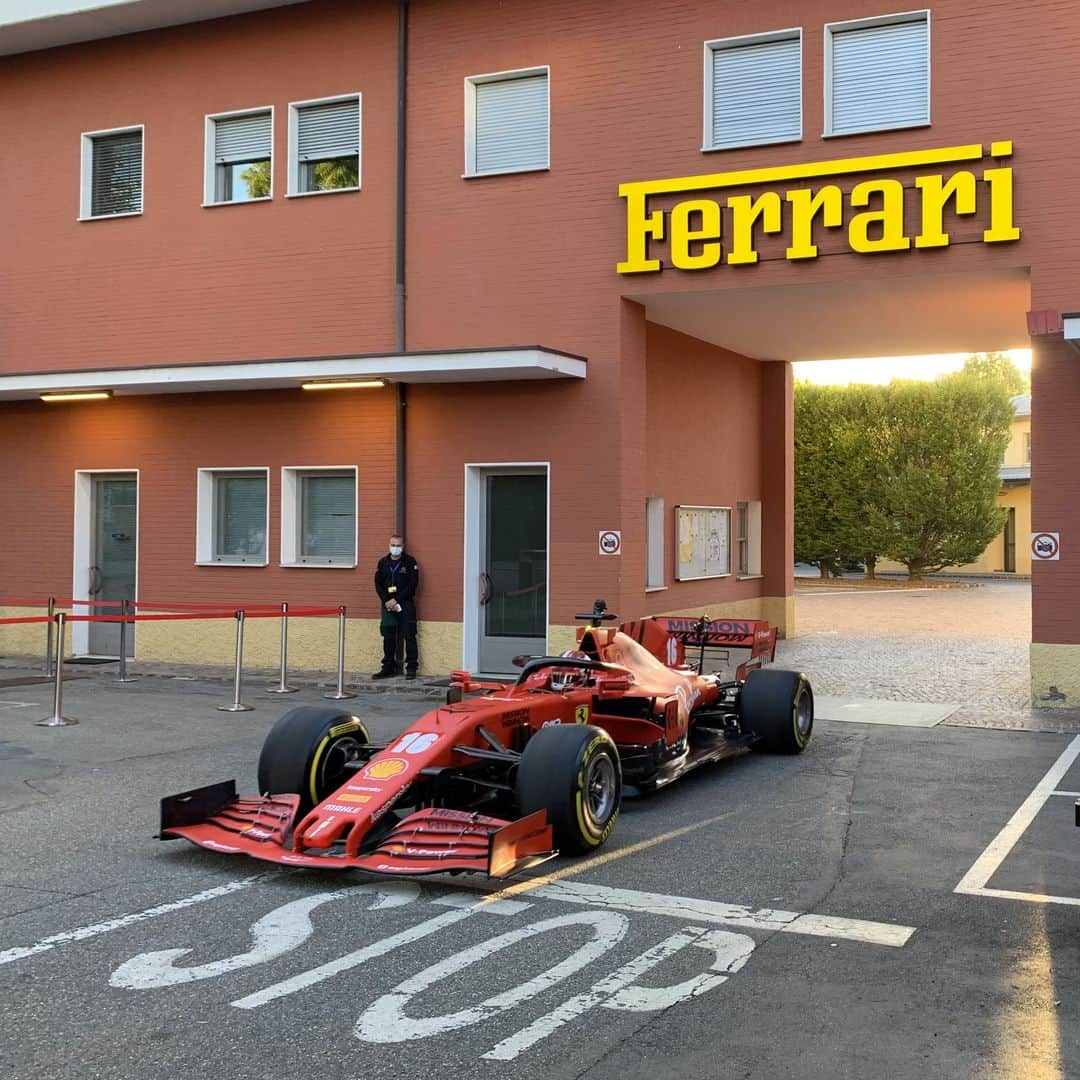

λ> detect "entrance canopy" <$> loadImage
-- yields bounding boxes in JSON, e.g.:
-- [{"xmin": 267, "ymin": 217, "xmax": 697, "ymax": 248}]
[
  {"xmin": 629, "ymin": 267, "xmax": 1031, "ymax": 362},
  {"xmin": 0, "ymin": 347, "xmax": 586, "ymax": 401}
]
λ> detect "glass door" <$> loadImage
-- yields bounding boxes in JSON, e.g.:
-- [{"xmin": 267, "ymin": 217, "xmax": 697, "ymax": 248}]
[
  {"xmin": 477, "ymin": 472, "xmax": 547, "ymax": 673},
  {"xmin": 89, "ymin": 475, "xmax": 137, "ymax": 656},
  {"xmin": 1003, "ymin": 507, "xmax": 1016, "ymax": 573}
]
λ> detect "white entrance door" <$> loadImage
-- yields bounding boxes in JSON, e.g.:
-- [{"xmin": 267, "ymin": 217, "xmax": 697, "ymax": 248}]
[
  {"xmin": 466, "ymin": 465, "xmax": 548, "ymax": 674},
  {"xmin": 73, "ymin": 472, "xmax": 138, "ymax": 657}
]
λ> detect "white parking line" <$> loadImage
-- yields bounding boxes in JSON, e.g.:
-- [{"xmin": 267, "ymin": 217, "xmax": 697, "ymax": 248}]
[
  {"xmin": 955, "ymin": 734, "xmax": 1080, "ymax": 906},
  {"xmin": 529, "ymin": 880, "xmax": 915, "ymax": 947},
  {"xmin": 0, "ymin": 875, "xmax": 266, "ymax": 966}
]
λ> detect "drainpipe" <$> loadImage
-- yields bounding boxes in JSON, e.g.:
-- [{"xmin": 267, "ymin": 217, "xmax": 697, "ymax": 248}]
[{"xmin": 394, "ymin": 0, "xmax": 409, "ymax": 537}]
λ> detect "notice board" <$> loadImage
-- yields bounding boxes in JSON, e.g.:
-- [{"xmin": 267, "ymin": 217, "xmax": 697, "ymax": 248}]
[{"xmin": 675, "ymin": 505, "xmax": 731, "ymax": 581}]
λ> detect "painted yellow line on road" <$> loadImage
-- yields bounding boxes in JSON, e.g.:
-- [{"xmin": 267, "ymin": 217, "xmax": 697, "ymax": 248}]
[{"xmin": 480, "ymin": 813, "xmax": 736, "ymax": 906}]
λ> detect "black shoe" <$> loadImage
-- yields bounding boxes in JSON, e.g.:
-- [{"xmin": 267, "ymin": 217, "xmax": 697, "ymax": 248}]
[
  {"xmin": 405, "ymin": 670, "xmax": 418, "ymax": 681},
  {"xmin": 372, "ymin": 669, "xmax": 396, "ymax": 680}
]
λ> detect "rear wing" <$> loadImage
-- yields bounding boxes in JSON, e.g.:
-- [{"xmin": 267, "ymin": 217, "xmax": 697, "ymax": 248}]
[{"xmin": 620, "ymin": 616, "xmax": 777, "ymax": 679}]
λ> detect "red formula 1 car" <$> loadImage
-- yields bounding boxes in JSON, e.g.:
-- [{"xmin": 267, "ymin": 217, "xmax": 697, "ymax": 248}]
[{"xmin": 161, "ymin": 601, "xmax": 813, "ymax": 878}]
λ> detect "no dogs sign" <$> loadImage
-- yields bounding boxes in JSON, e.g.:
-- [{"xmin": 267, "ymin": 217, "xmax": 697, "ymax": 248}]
[
  {"xmin": 1031, "ymin": 532, "xmax": 1060, "ymax": 561},
  {"xmin": 598, "ymin": 530, "xmax": 622, "ymax": 556}
]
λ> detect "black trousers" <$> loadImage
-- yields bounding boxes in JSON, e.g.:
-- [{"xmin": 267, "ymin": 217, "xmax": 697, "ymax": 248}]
[{"xmin": 380, "ymin": 608, "xmax": 418, "ymax": 672}]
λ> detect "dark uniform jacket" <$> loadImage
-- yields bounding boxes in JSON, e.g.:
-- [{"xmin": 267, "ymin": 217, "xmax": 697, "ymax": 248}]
[{"xmin": 375, "ymin": 553, "xmax": 420, "ymax": 611}]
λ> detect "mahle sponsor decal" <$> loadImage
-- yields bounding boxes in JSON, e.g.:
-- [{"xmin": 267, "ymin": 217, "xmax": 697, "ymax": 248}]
[{"xmin": 617, "ymin": 141, "xmax": 1019, "ymax": 275}]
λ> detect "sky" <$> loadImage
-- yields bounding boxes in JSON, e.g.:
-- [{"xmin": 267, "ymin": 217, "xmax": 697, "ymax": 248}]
[{"xmin": 792, "ymin": 348, "xmax": 1032, "ymax": 386}]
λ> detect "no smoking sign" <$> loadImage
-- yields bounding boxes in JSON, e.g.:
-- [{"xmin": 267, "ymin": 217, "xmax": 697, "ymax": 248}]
[
  {"xmin": 1031, "ymin": 532, "xmax": 1060, "ymax": 561},
  {"xmin": 598, "ymin": 530, "xmax": 622, "ymax": 556}
]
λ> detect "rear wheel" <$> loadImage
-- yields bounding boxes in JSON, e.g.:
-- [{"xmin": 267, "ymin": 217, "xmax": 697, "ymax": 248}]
[
  {"xmin": 740, "ymin": 669, "xmax": 813, "ymax": 754},
  {"xmin": 516, "ymin": 724, "xmax": 621, "ymax": 854},
  {"xmin": 257, "ymin": 706, "xmax": 370, "ymax": 815}
]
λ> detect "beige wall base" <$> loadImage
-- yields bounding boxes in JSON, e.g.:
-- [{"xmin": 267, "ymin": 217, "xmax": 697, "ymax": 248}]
[
  {"xmin": 3, "ymin": 604, "xmax": 794, "ymax": 676},
  {"xmin": 0, "ymin": 609, "xmax": 465, "ymax": 678},
  {"xmin": 1030, "ymin": 643, "xmax": 1080, "ymax": 709},
  {"xmin": 0, "ymin": 607, "xmax": 49, "ymax": 658},
  {"xmin": 138, "ymin": 617, "xmax": 466, "ymax": 677}
]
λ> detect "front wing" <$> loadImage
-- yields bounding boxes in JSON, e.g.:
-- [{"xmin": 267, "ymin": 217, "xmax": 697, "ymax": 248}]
[{"xmin": 160, "ymin": 781, "xmax": 554, "ymax": 878}]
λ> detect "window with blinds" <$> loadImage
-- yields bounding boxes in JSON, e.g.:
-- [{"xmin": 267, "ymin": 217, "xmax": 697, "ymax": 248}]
[
  {"xmin": 209, "ymin": 109, "xmax": 272, "ymax": 203},
  {"xmin": 706, "ymin": 32, "xmax": 801, "ymax": 151},
  {"xmin": 85, "ymin": 128, "xmax": 143, "ymax": 217},
  {"xmin": 827, "ymin": 13, "xmax": 930, "ymax": 136},
  {"xmin": 646, "ymin": 496, "xmax": 665, "ymax": 589},
  {"xmin": 290, "ymin": 95, "xmax": 361, "ymax": 194},
  {"xmin": 196, "ymin": 468, "xmax": 268, "ymax": 565},
  {"xmin": 213, "ymin": 474, "xmax": 267, "ymax": 561},
  {"xmin": 299, "ymin": 473, "xmax": 356, "ymax": 562},
  {"xmin": 467, "ymin": 69, "xmax": 549, "ymax": 176}
]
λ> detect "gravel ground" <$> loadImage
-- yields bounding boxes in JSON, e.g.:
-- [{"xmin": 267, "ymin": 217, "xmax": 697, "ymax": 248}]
[{"xmin": 776, "ymin": 580, "xmax": 1045, "ymax": 719}]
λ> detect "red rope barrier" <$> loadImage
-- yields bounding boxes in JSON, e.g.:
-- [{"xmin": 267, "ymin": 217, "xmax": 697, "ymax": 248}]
[
  {"xmin": 61, "ymin": 607, "xmax": 342, "ymax": 623},
  {"xmin": 131, "ymin": 600, "xmax": 283, "ymax": 611},
  {"xmin": 65, "ymin": 611, "xmax": 240, "ymax": 623},
  {"xmin": 0, "ymin": 599, "xmax": 343, "ymax": 622}
]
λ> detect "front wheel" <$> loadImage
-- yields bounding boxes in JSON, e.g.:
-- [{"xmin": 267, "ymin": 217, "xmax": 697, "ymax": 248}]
[
  {"xmin": 257, "ymin": 706, "xmax": 370, "ymax": 815},
  {"xmin": 740, "ymin": 669, "xmax": 813, "ymax": 754},
  {"xmin": 516, "ymin": 725, "xmax": 621, "ymax": 854}
]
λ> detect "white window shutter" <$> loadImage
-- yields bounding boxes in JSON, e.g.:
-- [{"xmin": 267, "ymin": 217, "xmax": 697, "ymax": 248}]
[
  {"xmin": 831, "ymin": 18, "xmax": 929, "ymax": 135},
  {"xmin": 475, "ymin": 73, "xmax": 548, "ymax": 174},
  {"xmin": 711, "ymin": 37, "xmax": 801, "ymax": 149},
  {"xmin": 297, "ymin": 98, "xmax": 359, "ymax": 161},
  {"xmin": 214, "ymin": 112, "xmax": 271, "ymax": 164}
]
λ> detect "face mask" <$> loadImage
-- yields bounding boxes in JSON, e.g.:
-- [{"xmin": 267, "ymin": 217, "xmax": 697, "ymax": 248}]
[{"xmin": 389, "ymin": 545, "xmax": 403, "ymax": 558}]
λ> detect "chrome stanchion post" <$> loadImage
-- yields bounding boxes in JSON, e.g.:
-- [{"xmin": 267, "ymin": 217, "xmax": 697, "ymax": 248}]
[
  {"xmin": 324, "ymin": 605, "xmax": 355, "ymax": 700},
  {"xmin": 267, "ymin": 601, "xmax": 297, "ymax": 694},
  {"xmin": 218, "ymin": 610, "xmax": 254, "ymax": 713},
  {"xmin": 44, "ymin": 596, "xmax": 55, "ymax": 676},
  {"xmin": 38, "ymin": 612, "xmax": 77, "ymax": 727},
  {"xmin": 115, "ymin": 599, "xmax": 138, "ymax": 684}
]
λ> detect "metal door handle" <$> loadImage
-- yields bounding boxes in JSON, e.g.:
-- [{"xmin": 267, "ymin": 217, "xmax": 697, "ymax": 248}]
[
  {"xmin": 479, "ymin": 572, "xmax": 492, "ymax": 606},
  {"xmin": 88, "ymin": 565, "xmax": 103, "ymax": 596}
]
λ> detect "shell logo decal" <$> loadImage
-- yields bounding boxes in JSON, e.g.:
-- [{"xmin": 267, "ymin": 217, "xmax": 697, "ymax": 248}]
[{"xmin": 364, "ymin": 758, "xmax": 409, "ymax": 780}]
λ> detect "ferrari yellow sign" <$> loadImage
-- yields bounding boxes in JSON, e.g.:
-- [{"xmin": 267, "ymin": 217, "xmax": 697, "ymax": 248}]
[
  {"xmin": 617, "ymin": 141, "xmax": 1019, "ymax": 274},
  {"xmin": 575, "ymin": 705, "xmax": 590, "ymax": 724}
]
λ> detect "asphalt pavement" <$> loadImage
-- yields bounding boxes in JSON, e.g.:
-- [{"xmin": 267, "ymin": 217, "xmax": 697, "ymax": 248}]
[{"xmin": 1, "ymin": 657, "xmax": 1078, "ymax": 1080}]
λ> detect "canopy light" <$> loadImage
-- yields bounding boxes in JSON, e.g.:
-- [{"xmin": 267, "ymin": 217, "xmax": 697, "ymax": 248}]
[
  {"xmin": 301, "ymin": 379, "xmax": 387, "ymax": 391},
  {"xmin": 40, "ymin": 390, "xmax": 112, "ymax": 402}
]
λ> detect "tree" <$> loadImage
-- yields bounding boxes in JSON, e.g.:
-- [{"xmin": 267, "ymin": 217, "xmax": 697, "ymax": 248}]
[
  {"xmin": 960, "ymin": 352, "xmax": 1028, "ymax": 396},
  {"xmin": 795, "ymin": 384, "xmax": 857, "ymax": 578},
  {"xmin": 876, "ymin": 369, "xmax": 1013, "ymax": 578},
  {"xmin": 834, "ymin": 384, "xmax": 893, "ymax": 579},
  {"xmin": 240, "ymin": 161, "xmax": 271, "ymax": 199}
]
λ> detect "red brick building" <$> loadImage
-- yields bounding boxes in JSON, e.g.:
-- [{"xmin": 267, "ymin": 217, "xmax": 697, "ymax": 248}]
[{"xmin": 0, "ymin": 1, "xmax": 1076, "ymax": 699}]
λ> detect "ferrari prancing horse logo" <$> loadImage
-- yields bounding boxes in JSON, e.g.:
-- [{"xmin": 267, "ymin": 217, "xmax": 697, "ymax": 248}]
[{"xmin": 574, "ymin": 705, "xmax": 590, "ymax": 724}]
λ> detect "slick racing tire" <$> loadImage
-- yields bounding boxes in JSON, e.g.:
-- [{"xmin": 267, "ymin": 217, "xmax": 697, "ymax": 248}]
[
  {"xmin": 257, "ymin": 706, "xmax": 370, "ymax": 815},
  {"xmin": 516, "ymin": 724, "xmax": 621, "ymax": 854},
  {"xmin": 740, "ymin": 669, "xmax": 813, "ymax": 754}
]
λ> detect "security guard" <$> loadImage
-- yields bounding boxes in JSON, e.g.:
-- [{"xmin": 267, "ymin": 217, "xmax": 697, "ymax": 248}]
[{"xmin": 373, "ymin": 534, "xmax": 420, "ymax": 679}]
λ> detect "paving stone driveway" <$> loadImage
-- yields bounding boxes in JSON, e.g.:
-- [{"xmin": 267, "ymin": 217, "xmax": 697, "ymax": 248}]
[{"xmin": 775, "ymin": 580, "xmax": 1032, "ymax": 716}]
